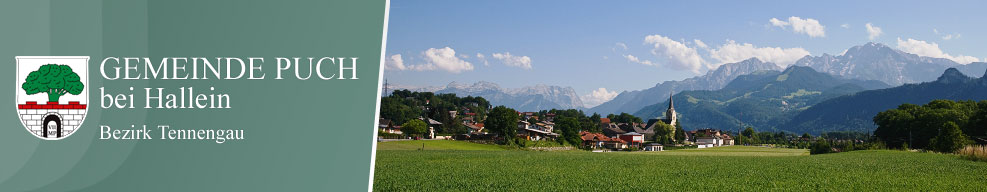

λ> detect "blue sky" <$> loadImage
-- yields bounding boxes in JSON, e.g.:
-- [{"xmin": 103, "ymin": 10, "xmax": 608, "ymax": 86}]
[{"xmin": 383, "ymin": 0, "xmax": 987, "ymax": 107}]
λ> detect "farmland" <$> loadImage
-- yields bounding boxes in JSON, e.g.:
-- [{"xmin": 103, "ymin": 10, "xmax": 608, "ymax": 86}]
[
  {"xmin": 373, "ymin": 144, "xmax": 987, "ymax": 191},
  {"xmin": 375, "ymin": 140, "xmax": 508, "ymax": 151}
]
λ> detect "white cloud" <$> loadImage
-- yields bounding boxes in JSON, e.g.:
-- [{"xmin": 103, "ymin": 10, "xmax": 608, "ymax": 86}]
[
  {"xmin": 476, "ymin": 53, "xmax": 489, "ymax": 66},
  {"xmin": 384, "ymin": 54, "xmax": 406, "ymax": 70},
  {"xmin": 934, "ymin": 29, "xmax": 961, "ymax": 40},
  {"xmin": 896, "ymin": 38, "xmax": 980, "ymax": 64},
  {"xmin": 942, "ymin": 34, "xmax": 959, "ymax": 40},
  {"xmin": 491, "ymin": 52, "xmax": 532, "ymax": 69},
  {"xmin": 581, "ymin": 88, "xmax": 619, "ymax": 108},
  {"xmin": 623, "ymin": 54, "xmax": 655, "ymax": 66},
  {"xmin": 615, "ymin": 42, "xmax": 628, "ymax": 51},
  {"xmin": 404, "ymin": 47, "xmax": 474, "ymax": 73},
  {"xmin": 841, "ymin": 23, "xmax": 849, "ymax": 28},
  {"xmin": 865, "ymin": 23, "xmax": 882, "ymax": 40},
  {"xmin": 694, "ymin": 39, "xmax": 709, "ymax": 49},
  {"xmin": 709, "ymin": 40, "xmax": 811, "ymax": 68},
  {"xmin": 769, "ymin": 16, "xmax": 826, "ymax": 38},
  {"xmin": 644, "ymin": 34, "xmax": 707, "ymax": 73},
  {"xmin": 769, "ymin": 18, "xmax": 788, "ymax": 27}
]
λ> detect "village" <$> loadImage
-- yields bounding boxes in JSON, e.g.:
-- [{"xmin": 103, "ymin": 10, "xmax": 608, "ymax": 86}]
[{"xmin": 378, "ymin": 93, "xmax": 737, "ymax": 152}]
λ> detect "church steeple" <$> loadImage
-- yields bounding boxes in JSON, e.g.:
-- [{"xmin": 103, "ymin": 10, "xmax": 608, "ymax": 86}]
[
  {"xmin": 668, "ymin": 92, "xmax": 674, "ymax": 110},
  {"xmin": 665, "ymin": 92, "xmax": 677, "ymax": 126}
]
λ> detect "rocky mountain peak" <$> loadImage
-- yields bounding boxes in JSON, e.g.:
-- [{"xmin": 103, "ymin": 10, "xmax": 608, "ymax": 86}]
[
  {"xmin": 936, "ymin": 68, "xmax": 972, "ymax": 84},
  {"xmin": 795, "ymin": 42, "xmax": 960, "ymax": 86}
]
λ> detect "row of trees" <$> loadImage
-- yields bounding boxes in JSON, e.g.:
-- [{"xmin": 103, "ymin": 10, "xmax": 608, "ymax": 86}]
[
  {"xmin": 735, "ymin": 127, "xmax": 808, "ymax": 145},
  {"xmin": 874, "ymin": 99, "xmax": 987, "ymax": 153},
  {"xmin": 381, "ymin": 90, "xmax": 492, "ymax": 135}
]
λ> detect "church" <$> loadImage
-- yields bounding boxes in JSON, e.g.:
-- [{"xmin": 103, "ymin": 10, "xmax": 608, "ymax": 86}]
[
  {"xmin": 644, "ymin": 94, "xmax": 677, "ymax": 130},
  {"xmin": 601, "ymin": 94, "xmax": 678, "ymax": 141}
]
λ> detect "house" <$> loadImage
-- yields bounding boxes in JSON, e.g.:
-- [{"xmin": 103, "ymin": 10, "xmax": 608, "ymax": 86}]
[
  {"xmin": 606, "ymin": 122, "xmax": 655, "ymax": 140},
  {"xmin": 461, "ymin": 116, "xmax": 475, "ymax": 124},
  {"xmin": 619, "ymin": 132, "xmax": 645, "ymax": 147},
  {"xmin": 580, "ymin": 131, "xmax": 627, "ymax": 150},
  {"xmin": 425, "ymin": 118, "xmax": 442, "ymax": 139},
  {"xmin": 464, "ymin": 122, "xmax": 484, "ymax": 134},
  {"xmin": 521, "ymin": 112, "xmax": 536, "ymax": 120},
  {"xmin": 378, "ymin": 118, "xmax": 402, "ymax": 134},
  {"xmin": 696, "ymin": 136, "xmax": 723, "ymax": 146},
  {"xmin": 690, "ymin": 128, "xmax": 734, "ymax": 147},
  {"xmin": 601, "ymin": 123, "xmax": 625, "ymax": 137},
  {"xmin": 721, "ymin": 134, "xmax": 734, "ymax": 146},
  {"xmin": 517, "ymin": 121, "xmax": 558, "ymax": 141},
  {"xmin": 532, "ymin": 121, "xmax": 554, "ymax": 132},
  {"xmin": 629, "ymin": 122, "xmax": 656, "ymax": 141},
  {"xmin": 643, "ymin": 143, "xmax": 664, "ymax": 151},
  {"xmin": 545, "ymin": 113, "xmax": 556, "ymax": 122}
]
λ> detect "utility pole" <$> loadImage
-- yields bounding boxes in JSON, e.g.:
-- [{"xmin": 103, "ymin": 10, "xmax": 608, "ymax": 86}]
[{"xmin": 383, "ymin": 79, "xmax": 389, "ymax": 96}]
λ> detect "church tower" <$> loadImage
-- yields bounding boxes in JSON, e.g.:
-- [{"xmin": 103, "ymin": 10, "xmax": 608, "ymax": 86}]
[{"xmin": 665, "ymin": 93, "xmax": 677, "ymax": 127}]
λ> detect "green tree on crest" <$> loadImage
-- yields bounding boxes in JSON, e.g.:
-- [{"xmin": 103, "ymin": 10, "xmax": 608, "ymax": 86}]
[{"xmin": 22, "ymin": 64, "xmax": 84, "ymax": 102}]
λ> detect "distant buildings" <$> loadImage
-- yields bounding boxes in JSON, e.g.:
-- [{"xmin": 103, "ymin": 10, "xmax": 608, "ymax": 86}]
[
  {"xmin": 643, "ymin": 143, "xmax": 664, "ymax": 151},
  {"xmin": 688, "ymin": 128, "xmax": 734, "ymax": 147},
  {"xmin": 464, "ymin": 122, "xmax": 484, "ymax": 134},
  {"xmin": 378, "ymin": 91, "xmax": 742, "ymax": 151},
  {"xmin": 378, "ymin": 118, "xmax": 402, "ymax": 134},
  {"xmin": 600, "ymin": 94, "xmax": 679, "ymax": 142},
  {"xmin": 426, "ymin": 118, "xmax": 442, "ymax": 139},
  {"xmin": 619, "ymin": 132, "xmax": 645, "ymax": 146},
  {"xmin": 580, "ymin": 131, "xmax": 627, "ymax": 150},
  {"xmin": 517, "ymin": 120, "xmax": 558, "ymax": 141}
]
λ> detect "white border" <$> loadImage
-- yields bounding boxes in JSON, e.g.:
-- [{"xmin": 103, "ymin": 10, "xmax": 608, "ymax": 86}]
[
  {"xmin": 368, "ymin": 0, "xmax": 390, "ymax": 191},
  {"xmin": 14, "ymin": 56, "xmax": 91, "ymax": 140}
]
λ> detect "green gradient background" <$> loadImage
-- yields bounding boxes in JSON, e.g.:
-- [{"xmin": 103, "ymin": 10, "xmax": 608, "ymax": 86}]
[{"xmin": 0, "ymin": 0, "xmax": 385, "ymax": 191}]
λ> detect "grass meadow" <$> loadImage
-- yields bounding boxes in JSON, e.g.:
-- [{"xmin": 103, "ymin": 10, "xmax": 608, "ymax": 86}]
[{"xmin": 373, "ymin": 140, "xmax": 987, "ymax": 191}]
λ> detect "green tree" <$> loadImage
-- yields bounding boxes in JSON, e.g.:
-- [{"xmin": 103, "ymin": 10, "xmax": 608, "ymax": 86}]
[
  {"xmin": 674, "ymin": 123, "xmax": 686, "ymax": 143},
  {"xmin": 485, "ymin": 106, "xmax": 519, "ymax": 143},
  {"xmin": 874, "ymin": 100, "xmax": 980, "ymax": 149},
  {"xmin": 742, "ymin": 127, "xmax": 758, "ymax": 144},
  {"xmin": 22, "ymin": 64, "xmax": 84, "ymax": 102},
  {"xmin": 611, "ymin": 113, "xmax": 643, "ymax": 124},
  {"xmin": 651, "ymin": 121, "xmax": 675, "ymax": 144},
  {"xmin": 810, "ymin": 138, "xmax": 832, "ymax": 155},
  {"xmin": 588, "ymin": 113, "xmax": 602, "ymax": 133},
  {"xmin": 401, "ymin": 119, "xmax": 428, "ymax": 137},
  {"xmin": 929, "ymin": 122, "xmax": 972, "ymax": 153},
  {"xmin": 380, "ymin": 97, "xmax": 421, "ymax": 125},
  {"xmin": 556, "ymin": 117, "xmax": 582, "ymax": 146},
  {"xmin": 968, "ymin": 100, "xmax": 987, "ymax": 137}
]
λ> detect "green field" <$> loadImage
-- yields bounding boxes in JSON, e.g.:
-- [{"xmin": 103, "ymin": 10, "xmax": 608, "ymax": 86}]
[
  {"xmin": 376, "ymin": 140, "xmax": 508, "ymax": 151},
  {"xmin": 373, "ymin": 143, "xmax": 987, "ymax": 191}
]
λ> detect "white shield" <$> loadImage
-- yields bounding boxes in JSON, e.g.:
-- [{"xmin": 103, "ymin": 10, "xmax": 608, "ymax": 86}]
[{"xmin": 15, "ymin": 56, "xmax": 89, "ymax": 140}]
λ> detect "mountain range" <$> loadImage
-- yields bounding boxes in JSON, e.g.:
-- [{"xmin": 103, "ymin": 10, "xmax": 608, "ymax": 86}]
[
  {"xmin": 782, "ymin": 67, "xmax": 987, "ymax": 134},
  {"xmin": 587, "ymin": 58, "xmax": 782, "ymax": 115},
  {"xmin": 592, "ymin": 42, "xmax": 987, "ymax": 115},
  {"xmin": 794, "ymin": 42, "xmax": 986, "ymax": 86},
  {"xmin": 386, "ymin": 81, "xmax": 585, "ymax": 112},
  {"xmin": 384, "ymin": 42, "xmax": 987, "ymax": 134},
  {"xmin": 632, "ymin": 66, "xmax": 889, "ymax": 132}
]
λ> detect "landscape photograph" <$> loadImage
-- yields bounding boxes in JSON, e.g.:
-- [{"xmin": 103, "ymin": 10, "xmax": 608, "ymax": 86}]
[{"xmin": 374, "ymin": 1, "xmax": 987, "ymax": 191}]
